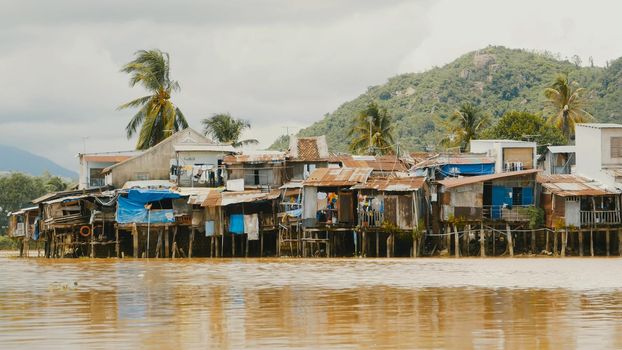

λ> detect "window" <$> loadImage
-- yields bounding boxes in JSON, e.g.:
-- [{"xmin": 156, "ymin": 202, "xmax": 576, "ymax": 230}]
[
  {"xmin": 512, "ymin": 187, "xmax": 523, "ymax": 206},
  {"xmin": 611, "ymin": 137, "xmax": 622, "ymax": 158}
]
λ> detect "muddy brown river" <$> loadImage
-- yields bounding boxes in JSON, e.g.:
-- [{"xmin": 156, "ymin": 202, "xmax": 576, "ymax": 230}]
[{"xmin": 1, "ymin": 257, "xmax": 622, "ymax": 349}]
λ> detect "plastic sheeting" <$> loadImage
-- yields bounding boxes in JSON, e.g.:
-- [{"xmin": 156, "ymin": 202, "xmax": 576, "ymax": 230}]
[
  {"xmin": 440, "ymin": 163, "xmax": 494, "ymax": 176},
  {"xmin": 229, "ymin": 214, "xmax": 244, "ymax": 234},
  {"xmin": 116, "ymin": 189, "xmax": 183, "ymax": 224}
]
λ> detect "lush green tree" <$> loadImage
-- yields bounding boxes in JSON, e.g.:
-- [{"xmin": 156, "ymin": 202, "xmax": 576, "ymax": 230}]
[
  {"xmin": 441, "ymin": 103, "xmax": 490, "ymax": 151},
  {"xmin": 118, "ymin": 49, "xmax": 188, "ymax": 150},
  {"xmin": 0, "ymin": 173, "xmax": 71, "ymax": 235},
  {"xmin": 348, "ymin": 102, "xmax": 395, "ymax": 155},
  {"xmin": 544, "ymin": 74, "xmax": 593, "ymax": 140},
  {"xmin": 481, "ymin": 111, "xmax": 567, "ymax": 153},
  {"xmin": 201, "ymin": 113, "xmax": 258, "ymax": 147}
]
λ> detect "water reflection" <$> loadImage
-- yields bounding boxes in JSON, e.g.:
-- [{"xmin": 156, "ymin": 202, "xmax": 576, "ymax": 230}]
[{"xmin": 1, "ymin": 258, "xmax": 622, "ymax": 349}]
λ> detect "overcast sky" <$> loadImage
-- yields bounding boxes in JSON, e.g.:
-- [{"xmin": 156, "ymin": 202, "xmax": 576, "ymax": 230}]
[{"xmin": 1, "ymin": 0, "xmax": 620, "ymax": 170}]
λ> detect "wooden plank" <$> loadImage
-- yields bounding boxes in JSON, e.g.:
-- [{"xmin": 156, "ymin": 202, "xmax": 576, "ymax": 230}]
[{"xmin": 506, "ymin": 224, "xmax": 514, "ymax": 257}]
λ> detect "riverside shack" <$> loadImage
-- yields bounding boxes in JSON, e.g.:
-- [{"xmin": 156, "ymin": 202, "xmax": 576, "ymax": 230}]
[
  {"xmin": 350, "ymin": 177, "xmax": 427, "ymax": 257},
  {"xmin": 435, "ymin": 169, "xmax": 539, "ymax": 257}
]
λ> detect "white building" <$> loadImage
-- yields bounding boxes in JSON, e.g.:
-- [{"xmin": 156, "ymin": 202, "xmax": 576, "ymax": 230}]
[
  {"xmin": 540, "ymin": 145, "xmax": 575, "ymax": 175},
  {"xmin": 575, "ymin": 123, "xmax": 622, "ymax": 189},
  {"xmin": 469, "ymin": 139, "xmax": 537, "ymax": 173},
  {"xmin": 78, "ymin": 151, "xmax": 141, "ymax": 189}
]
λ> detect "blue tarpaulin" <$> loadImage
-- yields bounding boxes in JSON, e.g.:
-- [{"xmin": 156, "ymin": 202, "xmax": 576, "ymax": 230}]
[
  {"xmin": 116, "ymin": 189, "xmax": 183, "ymax": 224},
  {"xmin": 440, "ymin": 163, "xmax": 495, "ymax": 176},
  {"xmin": 229, "ymin": 214, "xmax": 244, "ymax": 234}
]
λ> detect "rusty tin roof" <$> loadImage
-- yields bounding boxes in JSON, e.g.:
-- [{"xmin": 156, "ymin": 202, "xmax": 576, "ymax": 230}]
[
  {"xmin": 303, "ymin": 167, "xmax": 373, "ymax": 187},
  {"xmin": 202, "ymin": 189, "xmax": 281, "ymax": 207},
  {"xmin": 537, "ymin": 174, "xmax": 619, "ymax": 197},
  {"xmin": 437, "ymin": 169, "xmax": 539, "ymax": 189},
  {"xmin": 350, "ymin": 177, "xmax": 425, "ymax": 192}
]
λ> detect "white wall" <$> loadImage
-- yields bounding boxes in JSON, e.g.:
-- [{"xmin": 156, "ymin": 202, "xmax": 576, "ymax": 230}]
[{"xmin": 576, "ymin": 125, "xmax": 604, "ymax": 182}]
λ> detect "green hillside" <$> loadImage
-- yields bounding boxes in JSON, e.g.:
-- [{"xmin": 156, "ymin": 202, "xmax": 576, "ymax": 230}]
[{"xmin": 271, "ymin": 46, "xmax": 622, "ymax": 152}]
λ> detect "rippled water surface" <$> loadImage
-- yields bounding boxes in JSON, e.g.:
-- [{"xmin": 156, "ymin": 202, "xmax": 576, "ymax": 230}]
[{"xmin": 1, "ymin": 257, "xmax": 622, "ymax": 349}]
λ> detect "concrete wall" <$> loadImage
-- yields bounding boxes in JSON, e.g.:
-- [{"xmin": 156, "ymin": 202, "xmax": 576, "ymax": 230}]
[
  {"xmin": 107, "ymin": 129, "xmax": 210, "ymax": 188},
  {"xmin": 470, "ymin": 140, "xmax": 536, "ymax": 173}
]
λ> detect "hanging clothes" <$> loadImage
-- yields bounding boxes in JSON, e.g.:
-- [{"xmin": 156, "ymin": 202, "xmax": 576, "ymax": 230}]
[
  {"xmin": 229, "ymin": 214, "xmax": 244, "ymax": 234},
  {"xmin": 205, "ymin": 220, "xmax": 215, "ymax": 237},
  {"xmin": 32, "ymin": 217, "xmax": 40, "ymax": 241},
  {"xmin": 244, "ymin": 214, "xmax": 259, "ymax": 240}
]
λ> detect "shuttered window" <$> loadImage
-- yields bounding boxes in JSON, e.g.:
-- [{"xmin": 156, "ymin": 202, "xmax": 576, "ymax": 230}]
[{"xmin": 611, "ymin": 137, "xmax": 622, "ymax": 158}]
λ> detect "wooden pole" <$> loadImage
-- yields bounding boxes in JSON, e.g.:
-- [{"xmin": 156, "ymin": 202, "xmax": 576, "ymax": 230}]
[
  {"xmin": 115, "ymin": 226, "xmax": 120, "ymax": 258},
  {"xmin": 480, "ymin": 224, "xmax": 486, "ymax": 257},
  {"xmin": 132, "ymin": 224, "xmax": 138, "ymax": 258},
  {"xmin": 245, "ymin": 234, "xmax": 249, "ymax": 258},
  {"xmin": 189, "ymin": 227, "xmax": 195, "ymax": 258},
  {"xmin": 545, "ymin": 229, "xmax": 550, "ymax": 254},
  {"xmin": 232, "ymin": 234, "xmax": 235, "ymax": 257},
  {"xmin": 164, "ymin": 226, "xmax": 169, "ymax": 258},
  {"xmin": 90, "ymin": 223, "xmax": 95, "ymax": 258},
  {"xmin": 376, "ymin": 231, "xmax": 379, "ymax": 258},
  {"xmin": 260, "ymin": 232, "xmax": 264, "ymax": 257},
  {"xmin": 553, "ymin": 229, "xmax": 558, "ymax": 256},
  {"xmin": 492, "ymin": 226, "xmax": 496, "ymax": 257},
  {"xmin": 590, "ymin": 228, "xmax": 595, "ymax": 257},
  {"xmin": 618, "ymin": 228, "xmax": 622, "ymax": 256},
  {"xmin": 531, "ymin": 229, "xmax": 536, "ymax": 254},
  {"xmin": 606, "ymin": 228, "xmax": 611, "ymax": 257},
  {"xmin": 561, "ymin": 229, "xmax": 567, "ymax": 257},
  {"xmin": 579, "ymin": 229, "xmax": 584, "ymax": 256},
  {"xmin": 155, "ymin": 228, "xmax": 163, "ymax": 258},
  {"xmin": 506, "ymin": 224, "xmax": 514, "ymax": 257},
  {"xmin": 453, "ymin": 225, "xmax": 460, "ymax": 258}
]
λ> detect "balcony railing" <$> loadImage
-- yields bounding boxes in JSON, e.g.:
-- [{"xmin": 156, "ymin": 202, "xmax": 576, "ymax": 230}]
[
  {"xmin": 357, "ymin": 209, "xmax": 384, "ymax": 228},
  {"xmin": 580, "ymin": 210, "xmax": 621, "ymax": 226},
  {"xmin": 483, "ymin": 205, "xmax": 533, "ymax": 222}
]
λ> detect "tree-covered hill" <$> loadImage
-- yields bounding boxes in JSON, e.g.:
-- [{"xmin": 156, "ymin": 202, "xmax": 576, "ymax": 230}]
[{"xmin": 271, "ymin": 46, "xmax": 621, "ymax": 152}]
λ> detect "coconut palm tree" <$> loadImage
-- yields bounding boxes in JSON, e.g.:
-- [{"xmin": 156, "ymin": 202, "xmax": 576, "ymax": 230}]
[
  {"xmin": 348, "ymin": 102, "xmax": 395, "ymax": 155},
  {"xmin": 118, "ymin": 49, "xmax": 188, "ymax": 150},
  {"xmin": 201, "ymin": 113, "xmax": 258, "ymax": 147},
  {"xmin": 544, "ymin": 74, "xmax": 593, "ymax": 140},
  {"xmin": 441, "ymin": 103, "xmax": 490, "ymax": 152}
]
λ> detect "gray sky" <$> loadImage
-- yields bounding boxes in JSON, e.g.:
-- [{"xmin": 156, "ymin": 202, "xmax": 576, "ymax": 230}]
[{"xmin": 0, "ymin": 0, "xmax": 620, "ymax": 170}]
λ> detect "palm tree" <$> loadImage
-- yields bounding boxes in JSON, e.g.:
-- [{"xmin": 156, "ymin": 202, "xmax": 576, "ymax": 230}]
[
  {"xmin": 201, "ymin": 113, "xmax": 258, "ymax": 147},
  {"xmin": 118, "ymin": 49, "xmax": 188, "ymax": 150},
  {"xmin": 349, "ymin": 102, "xmax": 395, "ymax": 155},
  {"xmin": 544, "ymin": 74, "xmax": 593, "ymax": 140},
  {"xmin": 442, "ymin": 103, "xmax": 490, "ymax": 152}
]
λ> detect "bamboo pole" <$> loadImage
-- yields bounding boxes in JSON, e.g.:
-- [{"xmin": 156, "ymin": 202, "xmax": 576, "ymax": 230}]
[
  {"xmin": 453, "ymin": 225, "xmax": 460, "ymax": 258},
  {"xmin": 506, "ymin": 224, "xmax": 514, "ymax": 257},
  {"xmin": 579, "ymin": 229, "xmax": 584, "ymax": 256},
  {"xmin": 480, "ymin": 224, "xmax": 485, "ymax": 257}
]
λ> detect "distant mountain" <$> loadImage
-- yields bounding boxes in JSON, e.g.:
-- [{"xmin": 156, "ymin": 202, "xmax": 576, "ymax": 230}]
[
  {"xmin": 270, "ymin": 46, "xmax": 622, "ymax": 152},
  {"xmin": 0, "ymin": 144, "xmax": 78, "ymax": 179}
]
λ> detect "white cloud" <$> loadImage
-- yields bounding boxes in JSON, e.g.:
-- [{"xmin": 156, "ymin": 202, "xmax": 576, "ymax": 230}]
[{"xmin": 0, "ymin": 0, "xmax": 620, "ymax": 171}]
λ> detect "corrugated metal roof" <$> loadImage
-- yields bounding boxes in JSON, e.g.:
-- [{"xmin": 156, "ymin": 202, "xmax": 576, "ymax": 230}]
[
  {"xmin": 175, "ymin": 187, "xmax": 222, "ymax": 205},
  {"xmin": 280, "ymin": 181, "xmax": 304, "ymax": 189},
  {"xmin": 9, "ymin": 206, "xmax": 39, "ymax": 216},
  {"xmin": 201, "ymin": 189, "xmax": 281, "ymax": 207},
  {"xmin": 303, "ymin": 167, "xmax": 373, "ymax": 187},
  {"xmin": 537, "ymin": 174, "xmax": 619, "ymax": 196},
  {"xmin": 173, "ymin": 144, "xmax": 236, "ymax": 153},
  {"xmin": 32, "ymin": 187, "xmax": 110, "ymax": 204},
  {"xmin": 547, "ymin": 145, "xmax": 575, "ymax": 154},
  {"xmin": 576, "ymin": 123, "xmax": 622, "ymax": 129},
  {"xmin": 122, "ymin": 180, "xmax": 176, "ymax": 189},
  {"xmin": 437, "ymin": 169, "xmax": 539, "ymax": 189},
  {"xmin": 350, "ymin": 177, "xmax": 425, "ymax": 191},
  {"xmin": 223, "ymin": 151, "xmax": 286, "ymax": 164},
  {"xmin": 330, "ymin": 155, "xmax": 407, "ymax": 172},
  {"xmin": 83, "ymin": 155, "xmax": 134, "ymax": 163},
  {"xmin": 413, "ymin": 153, "xmax": 495, "ymax": 168}
]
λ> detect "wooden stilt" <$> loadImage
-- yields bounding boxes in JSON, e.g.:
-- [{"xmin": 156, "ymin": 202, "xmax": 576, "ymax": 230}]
[
  {"xmin": 480, "ymin": 224, "xmax": 486, "ymax": 257},
  {"xmin": 553, "ymin": 229, "xmax": 559, "ymax": 256},
  {"xmin": 590, "ymin": 228, "xmax": 595, "ymax": 257},
  {"xmin": 164, "ymin": 226, "xmax": 169, "ymax": 258},
  {"xmin": 245, "ymin": 234, "xmax": 249, "ymax": 258},
  {"xmin": 492, "ymin": 227, "xmax": 496, "ymax": 257},
  {"xmin": 260, "ymin": 232, "xmax": 264, "ymax": 258},
  {"xmin": 454, "ymin": 225, "xmax": 460, "ymax": 258},
  {"xmin": 606, "ymin": 228, "xmax": 611, "ymax": 257},
  {"xmin": 545, "ymin": 230, "xmax": 550, "ymax": 254},
  {"xmin": 579, "ymin": 229, "xmax": 584, "ymax": 256},
  {"xmin": 506, "ymin": 224, "xmax": 514, "ymax": 257},
  {"xmin": 531, "ymin": 229, "xmax": 536, "ymax": 254},
  {"xmin": 561, "ymin": 229, "xmax": 567, "ymax": 257},
  {"xmin": 522, "ymin": 228, "xmax": 527, "ymax": 253},
  {"xmin": 90, "ymin": 223, "xmax": 95, "ymax": 258},
  {"xmin": 132, "ymin": 224, "xmax": 138, "ymax": 258},
  {"xmin": 464, "ymin": 224, "xmax": 470, "ymax": 257},
  {"xmin": 618, "ymin": 228, "xmax": 622, "ymax": 256},
  {"xmin": 189, "ymin": 227, "xmax": 195, "ymax": 258},
  {"xmin": 376, "ymin": 231, "xmax": 379, "ymax": 257},
  {"xmin": 172, "ymin": 226, "xmax": 178, "ymax": 258},
  {"xmin": 155, "ymin": 229, "xmax": 163, "ymax": 258},
  {"xmin": 232, "ymin": 234, "xmax": 235, "ymax": 257},
  {"xmin": 363, "ymin": 231, "xmax": 367, "ymax": 257},
  {"xmin": 386, "ymin": 233, "xmax": 391, "ymax": 258},
  {"xmin": 115, "ymin": 226, "xmax": 120, "ymax": 258}
]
